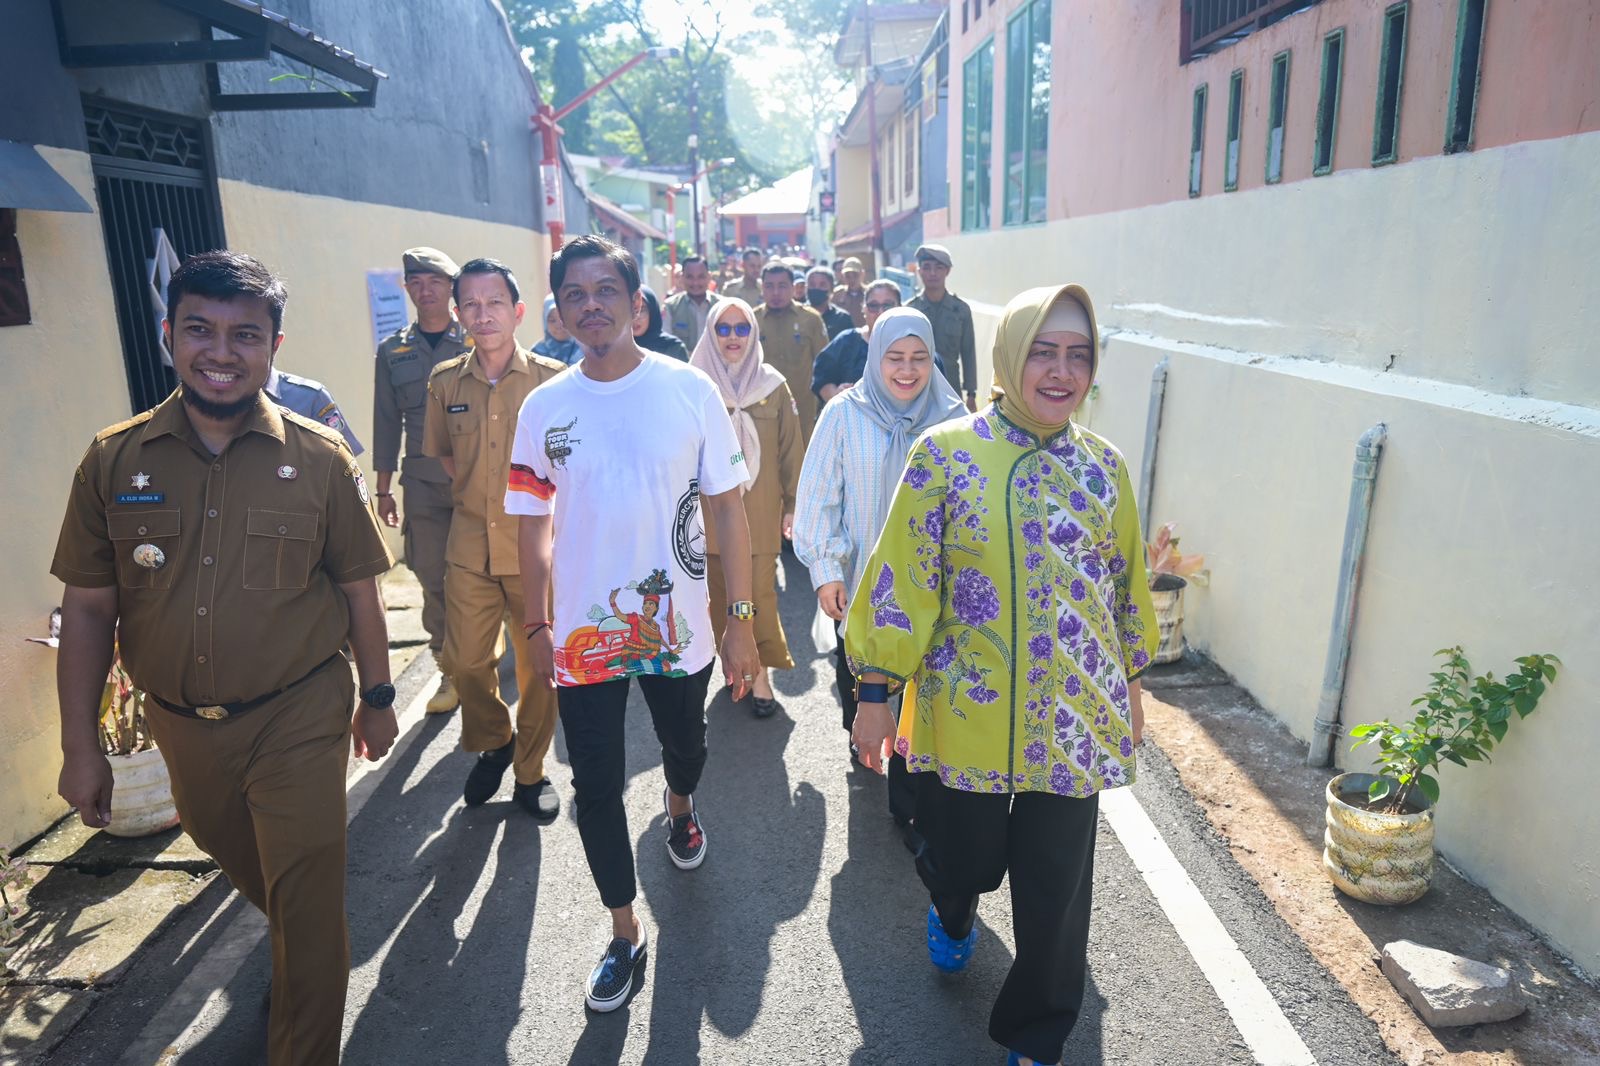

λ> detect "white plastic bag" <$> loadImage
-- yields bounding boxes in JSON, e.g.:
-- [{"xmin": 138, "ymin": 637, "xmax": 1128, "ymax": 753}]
[{"xmin": 811, "ymin": 603, "xmax": 837, "ymax": 652}]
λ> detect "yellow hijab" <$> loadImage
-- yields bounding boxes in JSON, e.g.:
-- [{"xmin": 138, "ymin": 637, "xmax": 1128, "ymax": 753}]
[{"xmin": 989, "ymin": 284, "xmax": 1099, "ymax": 441}]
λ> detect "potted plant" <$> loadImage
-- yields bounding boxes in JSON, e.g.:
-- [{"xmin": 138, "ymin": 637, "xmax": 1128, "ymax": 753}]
[
  {"xmin": 1145, "ymin": 522, "xmax": 1205, "ymax": 664},
  {"xmin": 1323, "ymin": 646, "xmax": 1560, "ymax": 905},
  {"xmin": 99, "ymin": 652, "xmax": 180, "ymax": 838}
]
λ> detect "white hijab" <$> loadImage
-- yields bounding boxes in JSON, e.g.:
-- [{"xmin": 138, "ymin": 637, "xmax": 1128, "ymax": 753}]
[{"xmin": 688, "ymin": 297, "xmax": 786, "ymax": 491}]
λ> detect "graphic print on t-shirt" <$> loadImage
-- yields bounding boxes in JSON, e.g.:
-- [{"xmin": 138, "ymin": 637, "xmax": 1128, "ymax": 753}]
[
  {"xmin": 672, "ymin": 479, "xmax": 706, "ymax": 580},
  {"xmin": 556, "ymin": 567, "xmax": 692, "ymax": 683}
]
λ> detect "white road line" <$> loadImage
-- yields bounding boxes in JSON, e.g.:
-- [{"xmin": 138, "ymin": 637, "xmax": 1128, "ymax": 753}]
[
  {"xmin": 1100, "ymin": 786, "xmax": 1318, "ymax": 1066},
  {"xmin": 116, "ymin": 679, "xmax": 437, "ymax": 1066}
]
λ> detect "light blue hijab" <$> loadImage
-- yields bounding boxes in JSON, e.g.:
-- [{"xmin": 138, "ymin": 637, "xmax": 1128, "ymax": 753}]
[
  {"xmin": 533, "ymin": 293, "xmax": 581, "ymax": 365},
  {"xmin": 843, "ymin": 307, "xmax": 967, "ymax": 530}
]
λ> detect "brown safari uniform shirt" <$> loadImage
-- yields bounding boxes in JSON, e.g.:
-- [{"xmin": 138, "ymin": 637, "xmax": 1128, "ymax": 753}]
[
  {"xmin": 753, "ymin": 303, "xmax": 830, "ymax": 439},
  {"xmin": 422, "ymin": 345, "xmax": 566, "ymax": 576},
  {"xmin": 831, "ymin": 285, "xmax": 866, "ymax": 328},
  {"xmin": 372, "ymin": 319, "xmax": 472, "ymax": 486},
  {"xmin": 50, "ymin": 390, "xmax": 394, "ymax": 707},
  {"xmin": 725, "ymin": 277, "xmax": 764, "ymax": 307}
]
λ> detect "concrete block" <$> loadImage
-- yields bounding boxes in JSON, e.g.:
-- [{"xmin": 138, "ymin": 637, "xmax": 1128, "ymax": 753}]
[
  {"xmin": 5, "ymin": 867, "xmax": 212, "ymax": 986},
  {"xmin": 0, "ymin": 985, "xmax": 96, "ymax": 1066},
  {"xmin": 1381, "ymin": 939, "xmax": 1528, "ymax": 1027},
  {"xmin": 21, "ymin": 819, "xmax": 212, "ymax": 871}
]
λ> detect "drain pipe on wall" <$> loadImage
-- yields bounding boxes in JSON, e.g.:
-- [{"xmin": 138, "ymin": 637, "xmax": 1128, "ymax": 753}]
[
  {"xmin": 1308, "ymin": 423, "xmax": 1389, "ymax": 767},
  {"xmin": 1138, "ymin": 358, "xmax": 1169, "ymax": 522}
]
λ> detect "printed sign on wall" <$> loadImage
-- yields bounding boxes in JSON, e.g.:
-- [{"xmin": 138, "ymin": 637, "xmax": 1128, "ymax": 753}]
[{"xmin": 367, "ymin": 268, "xmax": 408, "ymax": 349}]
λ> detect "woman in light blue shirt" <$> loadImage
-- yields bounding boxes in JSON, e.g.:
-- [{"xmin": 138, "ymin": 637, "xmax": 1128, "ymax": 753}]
[{"xmin": 793, "ymin": 308, "xmax": 966, "ymax": 840}]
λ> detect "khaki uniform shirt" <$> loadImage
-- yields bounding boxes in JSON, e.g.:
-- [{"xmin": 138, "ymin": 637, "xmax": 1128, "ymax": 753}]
[
  {"xmin": 423, "ymin": 346, "xmax": 566, "ymax": 576},
  {"xmin": 831, "ymin": 285, "xmax": 867, "ymax": 328},
  {"xmin": 373, "ymin": 319, "xmax": 472, "ymax": 485},
  {"xmin": 725, "ymin": 278, "xmax": 764, "ymax": 307},
  {"xmin": 702, "ymin": 381, "xmax": 804, "ymax": 558},
  {"xmin": 51, "ymin": 390, "xmax": 393, "ymax": 707},
  {"xmin": 908, "ymin": 291, "xmax": 979, "ymax": 395},
  {"xmin": 753, "ymin": 303, "xmax": 830, "ymax": 437},
  {"xmin": 662, "ymin": 291, "xmax": 719, "ymax": 351}
]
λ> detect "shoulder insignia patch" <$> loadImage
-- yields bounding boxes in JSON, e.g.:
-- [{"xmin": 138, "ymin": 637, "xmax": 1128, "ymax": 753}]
[
  {"xmin": 316, "ymin": 402, "xmax": 338, "ymax": 418},
  {"xmin": 280, "ymin": 409, "xmax": 348, "ymax": 448},
  {"xmin": 76, "ymin": 466, "xmax": 87, "ymax": 484},
  {"xmin": 94, "ymin": 410, "xmax": 155, "ymax": 443},
  {"xmin": 349, "ymin": 464, "xmax": 370, "ymax": 504}
]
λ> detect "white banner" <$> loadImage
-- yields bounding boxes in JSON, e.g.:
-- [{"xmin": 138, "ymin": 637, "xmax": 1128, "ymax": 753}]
[{"xmin": 366, "ymin": 268, "xmax": 407, "ymax": 350}]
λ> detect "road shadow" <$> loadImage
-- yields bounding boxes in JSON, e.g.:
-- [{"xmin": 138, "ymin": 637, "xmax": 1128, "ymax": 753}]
[{"xmin": 772, "ymin": 548, "xmax": 823, "ymax": 699}]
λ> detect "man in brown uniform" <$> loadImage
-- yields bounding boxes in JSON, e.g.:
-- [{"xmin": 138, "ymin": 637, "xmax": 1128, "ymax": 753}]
[
  {"xmin": 907, "ymin": 242, "xmax": 980, "ymax": 412},
  {"xmin": 831, "ymin": 256, "xmax": 868, "ymax": 327},
  {"xmin": 53, "ymin": 252, "xmax": 396, "ymax": 1066},
  {"xmin": 753, "ymin": 260, "xmax": 830, "ymax": 438},
  {"xmin": 373, "ymin": 248, "xmax": 473, "ymax": 714},
  {"xmin": 724, "ymin": 246, "xmax": 765, "ymax": 307},
  {"xmin": 424, "ymin": 258, "xmax": 565, "ymax": 819}
]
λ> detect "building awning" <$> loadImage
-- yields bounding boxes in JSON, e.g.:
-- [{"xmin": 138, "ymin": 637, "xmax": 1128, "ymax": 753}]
[
  {"xmin": 831, "ymin": 206, "xmax": 918, "ymax": 253},
  {"xmin": 0, "ymin": 142, "xmax": 92, "ymax": 213},
  {"xmin": 587, "ymin": 190, "xmax": 669, "ymax": 242},
  {"xmin": 51, "ymin": 0, "xmax": 386, "ymax": 110},
  {"xmin": 718, "ymin": 167, "xmax": 813, "ymax": 218}
]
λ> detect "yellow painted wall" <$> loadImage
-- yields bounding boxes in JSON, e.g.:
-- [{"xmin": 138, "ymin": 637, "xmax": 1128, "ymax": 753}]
[
  {"xmin": 833, "ymin": 145, "xmax": 872, "ymax": 237},
  {"xmin": 939, "ymin": 133, "xmax": 1600, "ymax": 974}
]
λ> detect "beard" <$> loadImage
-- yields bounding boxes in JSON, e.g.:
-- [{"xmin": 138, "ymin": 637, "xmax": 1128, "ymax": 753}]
[{"xmin": 183, "ymin": 386, "xmax": 259, "ymax": 421}]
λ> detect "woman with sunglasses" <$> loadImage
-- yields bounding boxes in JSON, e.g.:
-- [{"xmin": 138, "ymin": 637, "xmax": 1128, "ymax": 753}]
[
  {"xmin": 811, "ymin": 279, "xmax": 946, "ymax": 406},
  {"xmin": 690, "ymin": 297, "xmax": 803, "ymax": 717}
]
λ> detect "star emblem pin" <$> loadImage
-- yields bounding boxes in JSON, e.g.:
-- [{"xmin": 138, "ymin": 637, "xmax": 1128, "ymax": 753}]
[{"xmin": 131, "ymin": 472, "xmax": 151, "ymax": 490}]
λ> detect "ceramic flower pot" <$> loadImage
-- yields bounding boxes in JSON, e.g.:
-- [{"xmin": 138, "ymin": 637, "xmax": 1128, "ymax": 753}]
[
  {"xmin": 1323, "ymin": 771, "xmax": 1435, "ymax": 905},
  {"xmin": 1149, "ymin": 573, "xmax": 1187, "ymax": 663},
  {"xmin": 105, "ymin": 747, "xmax": 180, "ymax": 838}
]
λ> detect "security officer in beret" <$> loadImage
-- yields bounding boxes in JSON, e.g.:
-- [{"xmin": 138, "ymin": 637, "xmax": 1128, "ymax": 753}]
[
  {"xmin": 265, "ymin": 366, "xmax": 363, "ymax": 454},
  {"xmin": 423, "ymin": 258, "xmax": 565, "ymax": 820},
  {"xmin": 373, "ymin": 247, "xmax": 472, "ymax": 714},
  {"xmin": 907, "ymin": 242, "xmax": 980, "ymax": 412},
  {"xmin": 52, "ymin": 250, "xmax": 396, "ymax": 1066}
]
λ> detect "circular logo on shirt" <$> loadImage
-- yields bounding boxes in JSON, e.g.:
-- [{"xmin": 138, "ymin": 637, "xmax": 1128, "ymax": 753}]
[{"xmin": 673, "ymin": 480, "xmax": 706, "ymax": 580}]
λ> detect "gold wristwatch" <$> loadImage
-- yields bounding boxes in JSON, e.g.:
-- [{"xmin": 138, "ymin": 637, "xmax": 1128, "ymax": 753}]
[{"xmin": 728, "ymin": 600, "xmax": 758, "ymax": 621}]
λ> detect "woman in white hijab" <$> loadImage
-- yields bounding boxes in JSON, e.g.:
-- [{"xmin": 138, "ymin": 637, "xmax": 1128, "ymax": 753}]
[
  {"xmin": 793, "ymin": 307, "xmax": 966, "ymax": 841},
  {"xmin": 690, "ymin": 297, "xmax": 804, "ymax": 717}
]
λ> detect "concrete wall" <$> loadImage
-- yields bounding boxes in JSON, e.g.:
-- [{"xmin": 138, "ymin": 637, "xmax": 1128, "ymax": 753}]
[{"xmin": 934, "ymin": 129, "xmax": 1600, "ymax": 975}]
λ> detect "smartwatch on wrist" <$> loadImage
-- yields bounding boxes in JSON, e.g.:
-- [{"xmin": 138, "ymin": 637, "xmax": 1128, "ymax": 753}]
[
  {"xmin": 360, "ymin": 682, "xmax": 396, "ymax": 710},
  {"xmin": 728, "ymin": 600, "xmax": 758, "ymax": 621}
]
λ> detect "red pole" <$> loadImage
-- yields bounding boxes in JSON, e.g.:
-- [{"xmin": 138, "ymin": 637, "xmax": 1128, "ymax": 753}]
[{"xmin": 536, "ymin": 102, "xmax": 565, "ymax": 250}]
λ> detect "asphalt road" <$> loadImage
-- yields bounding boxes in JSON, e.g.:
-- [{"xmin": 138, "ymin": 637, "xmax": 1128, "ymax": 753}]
[{"xmin": 47, "ymin": 552, "xmax": 1397, "ymax": 1066}]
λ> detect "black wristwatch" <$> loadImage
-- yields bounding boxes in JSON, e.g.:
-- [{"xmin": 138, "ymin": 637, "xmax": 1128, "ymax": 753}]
[{"xmin": 360, "ymin": 682, "xmax": 397, "ymax": 710}]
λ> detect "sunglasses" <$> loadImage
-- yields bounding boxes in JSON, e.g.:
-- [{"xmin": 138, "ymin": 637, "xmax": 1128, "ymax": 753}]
[
  {"xmin": 865, "ymin": 301, "xmax": 897, "ymax": 312},
  {"xmin": 714, "ymin": 322, "xmax": 754, "ymax": 337}
]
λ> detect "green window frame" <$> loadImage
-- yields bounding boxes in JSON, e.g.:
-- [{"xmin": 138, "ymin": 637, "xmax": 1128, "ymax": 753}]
[
  {"xmin": 962, "ymin": 39, "xmax": 995, "ymax": 231},
  {"xmin": 1313, "ymin": 28, "xmax": 1345, "ymax": 176},
  {"xmin": 1224, "ymin": 68, "xmax": 1244, "ymax": 191},
  {"xmin": 1002, "ymin": 0, "xmax": 1051, "ymax": 224},
  {"xmin": 1372, "ymin": 2, "xmax": 1409, "ymax": 165},
  {"xmin": 1445, "ymin": 0, "xmax": 1487, "ymax": 153},
  {"xmin": 1266, "ymin": 50, "xmax": 1291, "ymax": 184},
  {"xmin": 1189, "ymin": 84, "xmax": 1207, "ymax": 198}
]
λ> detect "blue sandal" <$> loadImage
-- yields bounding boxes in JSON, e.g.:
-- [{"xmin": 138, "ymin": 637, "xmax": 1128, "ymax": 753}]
[{"xmin": 926, "ymin": 903, "xmax": 978, "ymax": 973}]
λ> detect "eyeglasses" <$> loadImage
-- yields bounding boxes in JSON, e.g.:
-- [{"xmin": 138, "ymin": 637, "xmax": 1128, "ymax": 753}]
[
  {"xmin": 714, "ymin": 322, "xmax": 754, "ymax": 337},
  {"xmin": 864, "ymin": 301, "xmax": 897, "ymax": 312}
]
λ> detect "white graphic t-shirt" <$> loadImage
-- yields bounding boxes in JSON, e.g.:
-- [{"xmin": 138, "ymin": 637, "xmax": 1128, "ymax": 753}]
[{"xmin": 506, "ymin": 353, "xmax": 748, "ymax": 686}]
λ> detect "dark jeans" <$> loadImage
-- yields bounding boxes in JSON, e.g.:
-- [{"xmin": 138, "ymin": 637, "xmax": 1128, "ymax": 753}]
[
  {"xmin": 556, "ymin": 663, "xmax": 714, "ymax": 909},
  {"xmin": 835, "ymin": 619, "xmax": 916, "ymax": 826},
  {"xmin": 913, "ymin": 772, "xmax": 1100, "ymax": 1065}
]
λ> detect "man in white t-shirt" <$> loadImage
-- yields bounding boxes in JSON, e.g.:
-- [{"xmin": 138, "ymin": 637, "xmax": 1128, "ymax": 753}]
[{"xmin": 506, "ymin": 234, "xmax": 760, "ymax": 1013}]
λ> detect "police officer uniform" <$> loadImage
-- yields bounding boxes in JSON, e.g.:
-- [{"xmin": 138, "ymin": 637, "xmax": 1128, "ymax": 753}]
[
  {"xmin": 753, "ymin": 301, "xmax": 830, "ymax": 439},
  {"xmin": 373, "ymin": 248, "xmax": 471, "ymax": 699},
  {"xmin": 266, "ymin": 367, "xmax": 364, "ymax": 454},
  {"xmin": 51, "ymin": 390, "xmax": 392, "ymax": 1066},
  {"xmin": 907, "ymin": 244, "xmax": 979, "ymax": 399},
  {"xmin": 423, "ymin": 345, "xmax": 565, "ymax": 805}
]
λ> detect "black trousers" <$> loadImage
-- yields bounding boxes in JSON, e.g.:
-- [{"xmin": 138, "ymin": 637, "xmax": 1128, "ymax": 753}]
[
  {"xmin": 913, "ymin": 772, "xmax": 1099, "ymax": 1065},
  {"xmin": 834, "ymin": 620, "xmax": 915, "ymax": 825},
  {"xmin": 556, "ymin": 663, "xmax": 713, "ymax": 909}
]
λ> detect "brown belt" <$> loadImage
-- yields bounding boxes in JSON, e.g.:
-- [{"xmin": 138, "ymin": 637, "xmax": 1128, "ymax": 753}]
[{"xmin": 150, "ymin": 654, "xmax": 344, "ymax": 721}]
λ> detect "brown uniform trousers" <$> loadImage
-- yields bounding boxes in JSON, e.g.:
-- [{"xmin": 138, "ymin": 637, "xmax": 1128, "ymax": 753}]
[
  {"xmin": 373, "ymin": 320, "xmax": 472, "ymax": 655},
  {"xmin": 704, "ymin": 381, "xmax": 804, "ymax": 669},
  {"xmin": 424, "ymin": 346, "xmax": 565, "ymax": 784},
  {"xmin": 51, "ymin": 391, "xmax": 393, "ymax": 1066},
  {"xmin": 753, "ymin": 303, "xmax": 830, "ymax": 441}
]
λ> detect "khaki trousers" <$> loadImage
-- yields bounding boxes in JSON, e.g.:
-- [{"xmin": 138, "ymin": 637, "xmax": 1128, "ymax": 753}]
[
  {"xmin": 400, "ymin": 478, "xmax": 452, "ymax": 656},
  {"xmin": 707, "ymin": 552, "xmax": 794, "ymax": 670},
  {"xmin": 444, "ymin": 562, "xmax": 558, "ymax": 785},
  {"xmin": 144, "ymin": 658, "xmax": 354, "ymax": 1066}
]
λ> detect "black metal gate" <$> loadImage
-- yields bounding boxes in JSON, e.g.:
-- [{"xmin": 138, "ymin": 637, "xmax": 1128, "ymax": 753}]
[{"xmin": 85, "ymin": 99, "xmax": 227, "ymax": 413}]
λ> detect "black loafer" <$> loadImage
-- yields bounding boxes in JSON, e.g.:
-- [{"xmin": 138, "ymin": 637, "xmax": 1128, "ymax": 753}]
[
  {"xmin": 752, "ymin": 696, "xmax": 779, "ymax": 719},
  {"xmin": 513, "ymin": 778, "xmax": 561, "ymax": 823},
  {"xmin": 463, "ymin": 737, "xmax": 514, "ymax": 806}
]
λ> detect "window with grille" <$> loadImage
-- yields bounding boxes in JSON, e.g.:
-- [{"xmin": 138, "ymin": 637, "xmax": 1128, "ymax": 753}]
[
  {"xmin": 1225, "ymin": 69, "xmax": 1245, "ymax": 190},
  {"xmin": 1266, "ymin": 50, "xmax": 1291, "ymax": 184},
  {"xmin": 1189, "ymin": 84, "xmax": 1208, "ymax": 197},
  {"xmin": 1313, "ymin": 29, "xmax": 1345, "ymax": 176},
  {"xmin": 962, "ymin": 40, "xmax": 995, "ymax": 230}
]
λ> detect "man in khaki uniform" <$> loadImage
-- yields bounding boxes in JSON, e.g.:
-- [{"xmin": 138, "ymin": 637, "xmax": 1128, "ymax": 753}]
[
  {"xmin": 724, "ymin": 246, "xmax": 765, "ymax": 306},
  {"xmin": 831, "ymin": 256, "xmax": 868, "ymax": 327},
  {"xmin": 661, "ymin": 254, "xmax": 719, "ymax": 350},
  {"xmin": 753, "ymin": 260, "xmax": 830, "ymax": 438},
  {"xmin": 907, "ymin": 242, "xmax": 981, "ymax": 412},
  {"xmin": 373, "ymin": 247, "xmax": 472, "ymax": 714},
  {"xmin": 53, "ymin": 252, "xmax": 396, "ymax": 1066},
  {"xmin": 424, "ymin": 258, "xmax": 565, "ymax": 819}
]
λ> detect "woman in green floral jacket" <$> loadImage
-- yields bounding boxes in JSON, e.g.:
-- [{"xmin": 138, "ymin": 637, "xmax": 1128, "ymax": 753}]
[{"xmin": 846, "ymin": 284, "xmax": 1158, "ymax": 1066}]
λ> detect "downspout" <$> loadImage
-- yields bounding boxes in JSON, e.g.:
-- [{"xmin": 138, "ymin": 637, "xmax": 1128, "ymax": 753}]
[
  {"xmin": 1138, "ymin": 358, "xmax": 1169, "ymax": 522},
  {"xmin": 1308, "ymin": 423, "xmax": 1388, "ymax": 767}
]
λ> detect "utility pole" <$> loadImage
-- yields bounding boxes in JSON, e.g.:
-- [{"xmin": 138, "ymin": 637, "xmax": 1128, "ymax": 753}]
[
  {"xmin": 862, "ymin": 2, "xmax": 885, "ymax": 275},
  {"xmin": 688, "ymin": 75, "xmax": 701, "ymax": 257}
]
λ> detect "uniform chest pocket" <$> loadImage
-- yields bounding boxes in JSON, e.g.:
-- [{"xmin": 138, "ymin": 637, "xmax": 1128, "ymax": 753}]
[
  {"xmin": 390, "ymin": 361, "xmax": 429, "ymax": 408},
  {"xmin": 448, "ymin": 409, "xmax": 480, "ymax": 437},
  {"xmin": 108, "ymin": 510, "xmax": 181, "ymax": 591},
  {"xmin": 244, "ymin": 509, "xmax": 319, "ymax": 591},
  {"xmin": 746, "ymin": 399, "xmax": 781, "ymax": 425}
]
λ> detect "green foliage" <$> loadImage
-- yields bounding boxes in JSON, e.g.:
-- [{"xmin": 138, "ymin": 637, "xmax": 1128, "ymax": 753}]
[{"xmin": 1347, "ymin": 647, "xmax": 1560, "ymax": 815}]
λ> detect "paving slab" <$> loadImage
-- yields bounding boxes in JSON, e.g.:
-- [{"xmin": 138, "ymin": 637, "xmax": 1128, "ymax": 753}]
[
  {"xmin": 382, "ymin": 604, "xmax": 429, "ymax": 648},
  {"xmin": 20, "ymin": 821, "xmax": 211, "ymax": 872},
  {"xmin": 378, "ymin": 568, "xmax": 424, "ymax": 609},
  {"xmin": 1382, "ymin": 940, "xmax": 1528, "ymax": 1028},
  {"xmin": 6, "ymin": 867, "xmax": 212, "ymax": 986},
  {"xmin": 0, "ymin": 985, "xmax": 96, "ymax": 1066}
]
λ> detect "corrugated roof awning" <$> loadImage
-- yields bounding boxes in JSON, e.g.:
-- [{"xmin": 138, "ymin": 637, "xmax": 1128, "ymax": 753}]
[
  {"xmin": 50, "ymin": 0, "xmax": 386, "ymax": 110},
  {"xmin": 0, "ymin": 141, "xmax": 93, "ymax": 213}
]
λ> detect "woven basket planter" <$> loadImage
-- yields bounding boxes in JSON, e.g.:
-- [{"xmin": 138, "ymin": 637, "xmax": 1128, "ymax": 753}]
[
  {"xmin": 1149, "ymin": 573, "xmax": 1187, "ymax": 664},
  {"xmin": 105, "ymin": 747, "xmax": 181, "ymax": 838}
]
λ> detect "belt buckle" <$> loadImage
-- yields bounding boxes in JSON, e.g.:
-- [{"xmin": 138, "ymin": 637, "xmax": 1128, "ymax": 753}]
[{"xmin": 196, "ymin": 705, "xmax": 230, "ymax": 720}]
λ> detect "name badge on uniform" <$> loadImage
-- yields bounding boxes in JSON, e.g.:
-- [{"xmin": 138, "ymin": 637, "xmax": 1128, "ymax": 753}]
[
  {"xmin": 447, "ymin": 403, "xmax": 470, "ymax": 413},
  {"xmin": 116, "ymin": 493, "xmax": 165, "ymax": 504},
  {"xmin": 390, "ymin": 351, "xmax": 419, "ymax": 365}
]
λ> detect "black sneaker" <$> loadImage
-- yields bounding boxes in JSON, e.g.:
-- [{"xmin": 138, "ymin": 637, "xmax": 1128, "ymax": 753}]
[
  {"xmin": 513, "ymin": 778, "xmax": 561, "ymax": 823},
  {"xmin": 663, "ymin": 787, "xmax": 707, "ymax": 870},
  {"xmin": 585, "ymin": 920, "xmax": 648, "ymax": 1012},
  {"xmin": 463, "ymin": 737, "xmax": 514, "ymax": 806}
]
